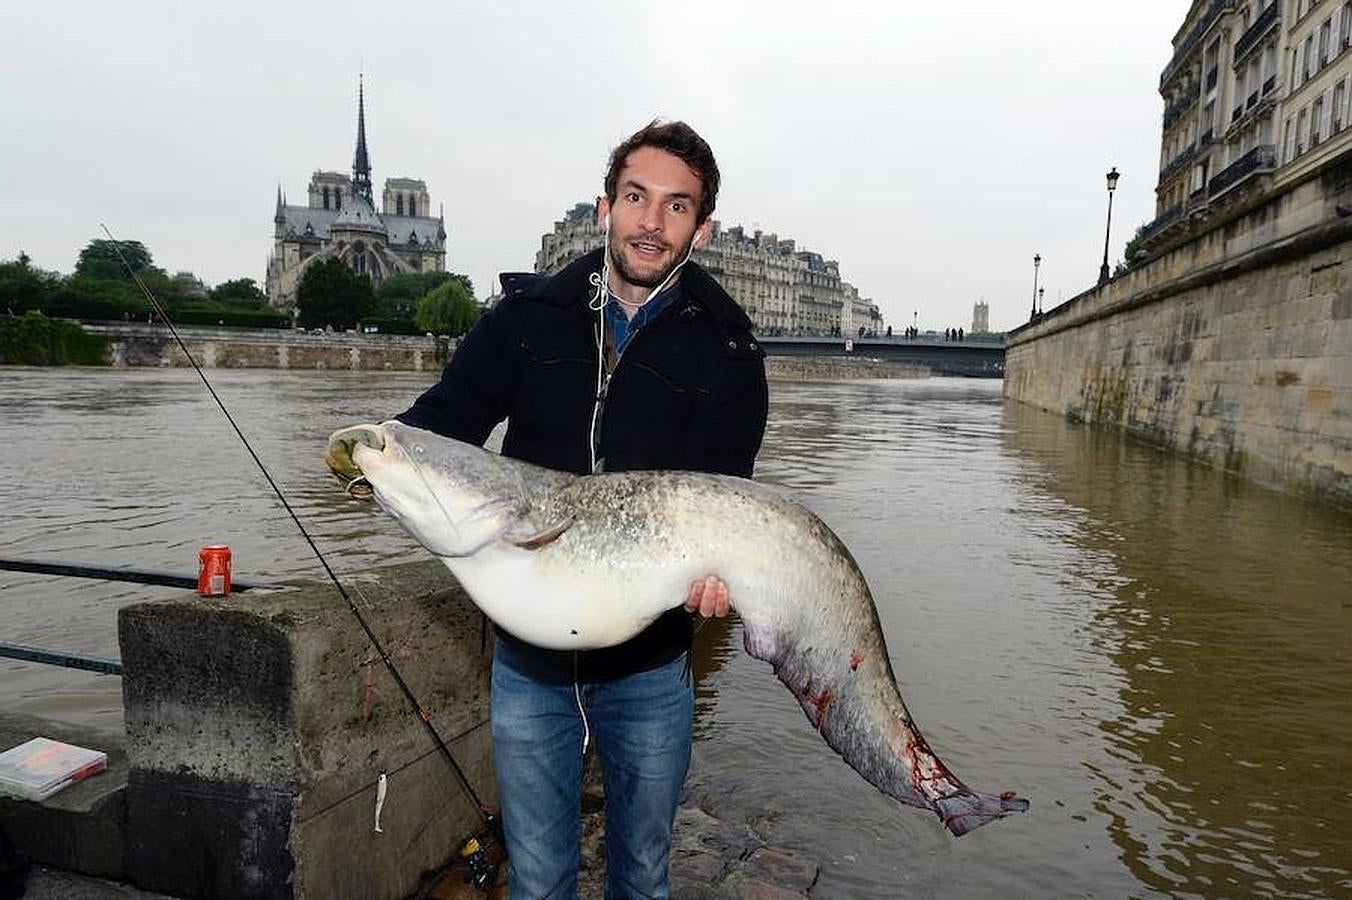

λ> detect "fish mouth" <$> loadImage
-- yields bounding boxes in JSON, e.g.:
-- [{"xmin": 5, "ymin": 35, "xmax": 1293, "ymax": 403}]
[{"xmin": 325, "ymin": 423, "xmax": 385, "ymax": 500}]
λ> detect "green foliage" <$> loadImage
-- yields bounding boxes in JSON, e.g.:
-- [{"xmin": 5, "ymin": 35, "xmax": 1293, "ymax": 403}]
[
  {"xmin": 0, "ymin": 311, "xmax": 108, "ymax": 366},
  {"xmin": 296, "ymin": 258, "xmax": 375, "ymax": 330},
  {"xmin": 171, "ymin": 307, "xmax": 291, "ymax": 329},
  {"xmin": 44, "ymin": 276, "xmax": 153, "ymax": 321},
  {"xmin": 375, "ymin": 271, "xmax": 452, "ymax": 317},
  {"xmin": 75, "ymin": 239, "xmax": 160, "ymax": 281},
  {"xmin": 0, "ymin": 253, "xmax": 59, "ymax": 314},
  {"xmin": 209, "ymin": 277, "xmax": 267, "ymax": 307},
  {"xmin": 5, "ymin": 246, "xmax": 285, "ymax": 326},
  {"xmin": 1114, "ymin": 222, "xmax": 1151, "ymax": 276},
  {"xmin": 357, "ymin": 317, "xmax": 424, "ymax": 335},
  {"xmin": 415, "ymin": 279, "xmax": 480, "ymax": 336}
]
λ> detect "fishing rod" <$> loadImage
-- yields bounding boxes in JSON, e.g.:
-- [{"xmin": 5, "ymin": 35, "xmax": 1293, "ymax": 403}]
[{"xmin": 99, "ymin": 227, "xmax": 497, "ymax": 838}]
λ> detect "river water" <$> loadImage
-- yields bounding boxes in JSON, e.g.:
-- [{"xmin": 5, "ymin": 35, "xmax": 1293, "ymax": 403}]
[{"xmin": 2, "ymin": 368, "xmax": 1350, "ymax": 898}]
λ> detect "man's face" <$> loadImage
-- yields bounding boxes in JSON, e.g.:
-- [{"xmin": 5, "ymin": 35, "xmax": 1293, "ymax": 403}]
[{"xmin": 598, "ymin": 146, "xmax": 709, "ymax": 298}]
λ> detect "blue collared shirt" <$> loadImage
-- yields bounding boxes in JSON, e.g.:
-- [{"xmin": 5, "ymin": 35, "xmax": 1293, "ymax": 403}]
[{"xmin": 605, "ymin": 281, "xmax": 681, "ymax": 356}]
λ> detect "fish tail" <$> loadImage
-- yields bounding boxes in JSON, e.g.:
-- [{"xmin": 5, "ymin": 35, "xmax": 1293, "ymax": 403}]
[{"xmin": 934, "ymin": 789, "xmax": 1030, "ymax": 837}]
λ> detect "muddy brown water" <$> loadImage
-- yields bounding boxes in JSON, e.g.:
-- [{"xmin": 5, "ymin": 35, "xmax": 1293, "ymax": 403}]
[{"xmin": 2, "ymin": 368, "xmax": 1349, "ymax": 897}]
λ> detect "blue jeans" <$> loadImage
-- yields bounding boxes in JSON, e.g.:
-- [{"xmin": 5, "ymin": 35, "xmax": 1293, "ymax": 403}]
[{"xmin": 491, "ymin": 639, "xmax": 693, "ymax": 900}]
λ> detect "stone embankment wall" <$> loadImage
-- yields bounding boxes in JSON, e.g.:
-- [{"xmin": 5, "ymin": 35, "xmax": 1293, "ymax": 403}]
[
  {"xmin": 83, "ymin": 322, "xmax": 450, "ymax": 372},
  {"xmin": 765, "ymin": 355, "xmax": 928, "ymax": 380},
  {"xmin": 1005, "ymin": 154, "xmax": 1351, "ymax": 505}
]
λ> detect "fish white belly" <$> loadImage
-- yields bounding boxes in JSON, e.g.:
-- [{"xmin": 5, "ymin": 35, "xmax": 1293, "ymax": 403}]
[{"xmin": 441, "ymin": 544, "xmax": 675, "ymax": 650}]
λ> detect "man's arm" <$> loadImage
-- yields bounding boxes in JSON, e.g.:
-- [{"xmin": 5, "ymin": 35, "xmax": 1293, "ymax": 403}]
[
  {"xmin": 396, "ymin": 303, "xmax": 517, "ymax": 444},
  {"xmin": 687, "ymin": 345, "xmax": 769, "ymax": 478}
]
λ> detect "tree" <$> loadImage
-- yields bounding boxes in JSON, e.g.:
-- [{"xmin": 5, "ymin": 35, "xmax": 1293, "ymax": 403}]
[
  {"xmin": 75, "ymin": 239, "xmax": 160, "ymax": 281},
  {"xmin": 415, "ymin": 279, "xmax": 480, "ymax": 336},
  {"xmin": 1113, "ymin": 222, "xmax": 1151, "ymax": 277},
  {"xmin": 375, "ymin": 271, "xmax": 453, "ymax": 318},
  {"xmin": 296, "ymin": 258, "xmax": 375, "ymax": 330},
  {"xmin": 210, "ymin": 277, "xmax": 267, "ymax": 308},
  {"xmin": 0, "ymin": 253, "xmax": 58, "ymax": 314}
]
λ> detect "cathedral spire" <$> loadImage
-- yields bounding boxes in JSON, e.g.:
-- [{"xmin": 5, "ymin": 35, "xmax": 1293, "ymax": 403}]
[{"xmin": 352, "ymin": 74, "xmax": 373, "ymax": 204}]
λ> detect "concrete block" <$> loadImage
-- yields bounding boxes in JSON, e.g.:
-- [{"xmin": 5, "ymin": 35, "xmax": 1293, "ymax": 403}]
[{"xmin": 117, "ymin": 560, "xmax": 494, "ymax": 900}]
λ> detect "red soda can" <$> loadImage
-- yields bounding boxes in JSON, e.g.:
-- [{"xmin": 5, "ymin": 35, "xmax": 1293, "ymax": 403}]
[{"xmin": 198, "ymin": 545, "xmax": 232, "ymax": 597}]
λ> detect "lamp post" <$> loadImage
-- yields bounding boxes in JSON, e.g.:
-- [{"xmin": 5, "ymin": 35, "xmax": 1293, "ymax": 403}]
[
  {"xmin": 1098, "ymin": 167, "xmax": 1120, "ymax": 286},
  {"xmin": 1030, "ymin": 253, "xmax": 1041, "ymax": 321},
  {"xmin": 1038, "ymin": 286, "xmax": 1045, "ymax": 316}
]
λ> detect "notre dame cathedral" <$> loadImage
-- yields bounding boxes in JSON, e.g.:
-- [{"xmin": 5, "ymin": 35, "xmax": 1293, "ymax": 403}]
[{"xmin": 265, "ymin": 80, "xmax": 447, "ymax": 310}]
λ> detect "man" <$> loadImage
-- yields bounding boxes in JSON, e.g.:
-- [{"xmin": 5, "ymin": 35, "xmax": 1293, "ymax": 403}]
[{"xmin": 398, "ymin": 120, "xmax": 768, "ymax": 898}]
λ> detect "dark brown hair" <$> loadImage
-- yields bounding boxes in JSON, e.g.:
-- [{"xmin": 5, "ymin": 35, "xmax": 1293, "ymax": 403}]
[{"xmin": 604, "ymin": 120, "xmax": 720, "ymax": 224}]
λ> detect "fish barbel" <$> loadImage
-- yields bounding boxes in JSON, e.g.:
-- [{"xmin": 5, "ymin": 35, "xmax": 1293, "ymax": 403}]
[{"xmin": 326, "ymin": 421, "xmax": 1028, "ymax": 836}]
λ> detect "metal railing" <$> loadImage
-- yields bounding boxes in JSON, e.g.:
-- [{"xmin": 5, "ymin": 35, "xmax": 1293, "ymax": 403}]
[
  {"xmin": 1140, "ymin": 204, "xmax": 1184, "ymax": 243},
  {"xmin": 1161, "ymin": 0, "xmax": 1233, "ymax": 87},
  {"xmin": 1208, "ymin": 144, "xmax": 1277, "ymax": 197},
  {"xmin": 1159, "ymin": 144, "xmax": 1200, "ymax": 183},
  {"xmin": 1235, "ymin": 1, "xmax": 1280, "ymax": 60},
  {"xmin": 0, "ymin": 556, "xmax": 278, "ymax": 675}
]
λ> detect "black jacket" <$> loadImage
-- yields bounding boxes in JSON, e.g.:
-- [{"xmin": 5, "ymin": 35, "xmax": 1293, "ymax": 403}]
[{"xmin": 398, "ymin": 248, "xmax": 768, "ymax": 678}]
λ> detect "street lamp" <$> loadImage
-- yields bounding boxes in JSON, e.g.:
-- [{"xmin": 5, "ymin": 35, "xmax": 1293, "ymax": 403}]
[
  {"xmin": 1098, "ymin": 167, "xmax": 1120, "ymax": 285},
  {"xmin": 1030, "ymin": 253, "xmax": 1041, "ymax": 321},
  {"xmin": 1038, "ymin": 286, "xmax": 1045, "ymax": 316}
]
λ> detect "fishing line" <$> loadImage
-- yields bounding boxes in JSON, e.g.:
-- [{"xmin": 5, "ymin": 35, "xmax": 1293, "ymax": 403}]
[{"xmin": 99, "ymin": 225, "xmax": 494, "ymax": 826}]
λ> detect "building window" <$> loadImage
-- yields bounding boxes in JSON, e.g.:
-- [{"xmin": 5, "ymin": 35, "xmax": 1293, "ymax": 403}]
[
  {"xmin": 335, "ymin": 190, "xmax": 342, "ymax": 212},
  {"xmin": 1334, "ymin": 80, "xmax": 1347, "ymax": 132},
  {"xmin": 322, "ymin": 186, "xmax": 330, "ymax": 210},
  {"xmin": 396, "ymin": 194, "xmax": 404, "ymax": 216},
  {"xmin": 1296, "ymin": 107, "xmax": 1309, "ymax": 154},
  {"xmin": 1312, "ymin": 95, "xmax": 1324, "ymax": 144},
  {"xmin": 1305, "ymin": 34, "xmax": 1316, "ymax": 77},
  {"xmin": 1283, "ymin": 116, "xmax": 1296, "ymax": 161},
  {"xmin": 1342, "ymin": 2, "xmax": 1351, "ymax": 48},
  {"xmin": 1319, "ymin": 19, "xmax": 1332, "ymax": 65}
]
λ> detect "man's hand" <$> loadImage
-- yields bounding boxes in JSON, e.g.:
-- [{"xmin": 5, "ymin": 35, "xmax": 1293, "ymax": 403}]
[{"xmin": 684, "ymin": 575, "xmax": 731, "ymax": 618}]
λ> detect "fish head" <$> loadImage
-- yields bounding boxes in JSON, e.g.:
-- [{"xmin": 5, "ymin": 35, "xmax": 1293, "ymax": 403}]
[{"xmin": 326, "ymin": 421, "xmax": 522, "ymax": 557}]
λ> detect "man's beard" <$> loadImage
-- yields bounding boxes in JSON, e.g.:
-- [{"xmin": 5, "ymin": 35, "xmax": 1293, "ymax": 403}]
[{"xmin": 608, "ymin": 230, "xmax": 696, "ymax": 290}]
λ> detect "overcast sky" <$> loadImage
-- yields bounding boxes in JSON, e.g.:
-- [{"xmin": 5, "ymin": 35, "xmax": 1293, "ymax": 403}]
[{"xmin": 3, "ymin": 1, "xmax": 1185, "ymax": 333}]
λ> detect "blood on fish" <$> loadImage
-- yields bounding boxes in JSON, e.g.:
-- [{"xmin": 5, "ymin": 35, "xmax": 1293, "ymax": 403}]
[{"xmin": 801, "ymin": 677, "xmax": 834, "ymax": 732}]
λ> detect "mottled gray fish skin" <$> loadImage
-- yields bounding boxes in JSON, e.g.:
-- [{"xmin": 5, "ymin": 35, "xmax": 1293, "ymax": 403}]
[{"xmin": 327, "ymin": 421, "xmax": 1029, "ymax": 836}]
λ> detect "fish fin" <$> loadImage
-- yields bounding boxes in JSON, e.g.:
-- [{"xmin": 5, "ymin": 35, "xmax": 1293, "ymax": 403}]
[
  {"xmin": 934, "ymin": 789, "xmax": 1030, "ymax": 837},
  {"xmin": 503, "ymin": 517, "xmax": 574, "ymax": 550},
  {"xmin": 428, "ymin": 498, "xmax": 521, "ymax": 557}
]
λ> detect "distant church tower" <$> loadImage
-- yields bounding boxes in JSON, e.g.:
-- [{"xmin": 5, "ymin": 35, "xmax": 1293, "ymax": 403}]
[
  {"xmin": 972, "ymin": 300, "xmax": 989, "ymax": 334},
  {"xmin": 265, "ymin": 78, "xmax": 447, "ymax": 310}
]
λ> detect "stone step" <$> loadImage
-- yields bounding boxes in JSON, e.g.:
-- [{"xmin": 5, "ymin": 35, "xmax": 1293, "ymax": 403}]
[{"xmin": 0, "ymin": 712, "xmax": 128, "ymax": 880}]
